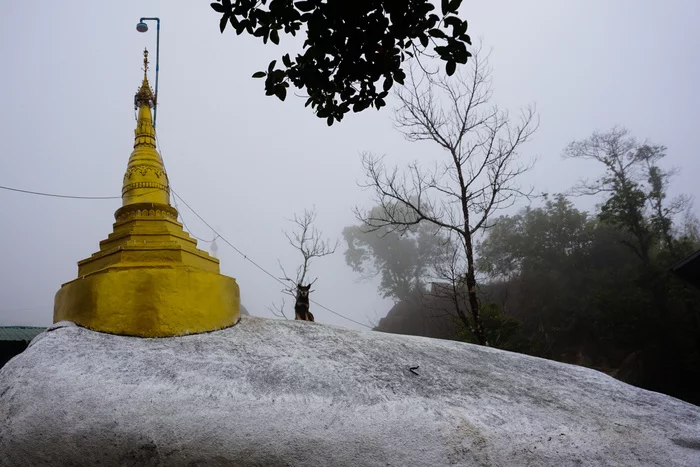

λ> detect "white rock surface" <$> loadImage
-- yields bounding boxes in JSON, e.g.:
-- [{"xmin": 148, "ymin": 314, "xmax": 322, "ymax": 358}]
[{"xmin": 1, "ymin": 316, "xmax": 699, "ymax": 466}]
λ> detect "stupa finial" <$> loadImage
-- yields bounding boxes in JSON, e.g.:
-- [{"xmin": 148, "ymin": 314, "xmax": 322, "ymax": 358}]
[
  {"xmin": 143, "ymin": 47, "xmax": 149, "ymax": 75},
  {"xmin": 134, "ymin": 48, "xmax": 155, "ymax": 109}
]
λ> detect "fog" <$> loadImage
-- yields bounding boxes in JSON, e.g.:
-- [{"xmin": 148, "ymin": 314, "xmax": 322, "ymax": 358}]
[{"xmin": 1, "ymin": 1, "xmax": 698, "ymax": 329}]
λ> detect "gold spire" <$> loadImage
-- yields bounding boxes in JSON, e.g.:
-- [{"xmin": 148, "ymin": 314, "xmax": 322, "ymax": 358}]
[{"xmin": 121, "ymin": 48, "xmax": 170, "ymax": 208}]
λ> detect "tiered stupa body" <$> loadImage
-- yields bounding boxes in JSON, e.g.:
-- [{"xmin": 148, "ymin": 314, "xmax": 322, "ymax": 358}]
[{"xmin": 53, "ymin": 50, "xmax": 240, "ymax": 337}]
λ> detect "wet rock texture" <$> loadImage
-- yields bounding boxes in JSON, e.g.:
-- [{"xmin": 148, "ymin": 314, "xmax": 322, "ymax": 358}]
[{"xmin": 1, "ymin": 317, "xmax": 699, "ymax": 466}]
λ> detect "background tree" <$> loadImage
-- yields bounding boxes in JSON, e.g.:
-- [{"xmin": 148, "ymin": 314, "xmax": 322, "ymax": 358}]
[
  {"xmin": 343, "ymin": 203, "xmax": 451, "ymax": 302},
  {"xmin": 356, "ymin": 48, "xmax": 538, "ymax": 345},
  {"xmin": 270, "ymin": 208, "xmax": 338, "ymax": 319},
  {"xmin": 477, "ymin": 192, "xmax": 700, "ymax": 404},
  {"xmin": 563, "ymin": 127, "xmax": 690, "ymax": 263},
  {"xmin": 474, "ymin": 129, "xmax": 700, "ymax": 404},
  {"xmin": 563, "ymin": 129, "xmax": 696, "ymax": 385},
  {"xmin": 478, "ymin": 195, "xmax": 629, "ymax": 357},
  {"xmin": 210, "ymin": 0, "xmax": 472, "ymax": 125}
]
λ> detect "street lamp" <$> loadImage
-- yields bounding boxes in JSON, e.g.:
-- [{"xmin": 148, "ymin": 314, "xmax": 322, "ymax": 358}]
[{"xmin": 135, "ymin": 17, "xmax": 160, "ymax": 127}]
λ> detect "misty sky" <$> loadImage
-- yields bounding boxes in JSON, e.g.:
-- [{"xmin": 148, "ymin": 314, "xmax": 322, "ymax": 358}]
[{"xmin": 1, "ymin": 1, "xmax": 698, "ymax": 329}]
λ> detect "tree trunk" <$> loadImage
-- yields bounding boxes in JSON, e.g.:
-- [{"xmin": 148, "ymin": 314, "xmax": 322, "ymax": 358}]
[{"xmin": 464, "ymin": 232, "xmax": 488, "ymax": 346}]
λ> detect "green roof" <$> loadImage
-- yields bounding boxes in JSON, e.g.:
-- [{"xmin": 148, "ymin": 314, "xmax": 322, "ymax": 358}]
[{"xmin": 0, "ymin": 327, "xmax": 45, "ymax": 342}]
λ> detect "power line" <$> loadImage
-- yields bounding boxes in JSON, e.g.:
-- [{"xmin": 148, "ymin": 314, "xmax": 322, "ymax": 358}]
[
  {"xmin": 156, "ymin": 135, "xmax": 343, "ymax": 322},
  {"xmin": 170, "ymin": 189, "xmax": 372, "ymax": 329},
  {"xmin": 309, "ymin": 299, "xmax": 374, "ymax": 328},
  {"xmin": 0, "ymin": 185, "xmax": 164, "ymax": 201},
  {"xmin": 0, "ymin": 184, "xmax": 121, "ymax": 200},
  {"xmin": 1, "ymin": 139, "xmax": 372, "ymax": 328},
  {"xmin": 171, "ymin": 189, "xmax": 286, "ymax": 285},
  {"xmin": 171, "ymin": 193, "xmax": 217, "ymax": 243}
]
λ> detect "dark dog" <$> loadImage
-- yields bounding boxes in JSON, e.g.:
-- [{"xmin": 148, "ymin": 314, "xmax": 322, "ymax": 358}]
[{"xmin": 294, "ymin": 284, "xmax": 314, "ymax": 322}]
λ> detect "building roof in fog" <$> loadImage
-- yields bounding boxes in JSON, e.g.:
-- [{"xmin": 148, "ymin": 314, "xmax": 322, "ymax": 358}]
[
  {"xmin": 670, "ymin": 248, "xmax": 700, "ymax": 288},
  {"xmin": 0, "ymin": 326, "xmax": 45, "ymax": 342}
]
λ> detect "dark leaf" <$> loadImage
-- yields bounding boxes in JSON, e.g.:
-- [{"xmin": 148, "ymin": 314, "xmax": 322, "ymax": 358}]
[
  {"xmin": 275, "ymin": 86, "xmax": 287, "ymax": 101},
  {"xmin": 210, "ymin": 2, "xmax": 226, "ymax": 13},
  {"xmin": 252, "ymin": 71, "xmax": 267, "ymax": 78},
  {"xmin": 448, "ymin": 0, "xmax": 463, "ymax": 13},
  {"xmin": 353, "ymin": 101, "xmax": 371, "ymax": 112},
  {"xmin": 219, "ymin": 14, "xmax": 229, "ymax": 33},
  {"xmin": 428, "ymin": 29, "xmax": 447, "ymax": 39},
  {"xmin": 448, "ymin": 40, "xmax": 469, "ymax": 63},
  {"xmin": 282, "ymin": 53, "xmax": 292, "ymax": 67},
  {"xmin": 270, "ymin": 29, "xmax": 280, "ymax": 45},
  {"xmin": 444, "ymin": 15, "xmax": 461, "ymax": 35},
  {"xmin": 327, "ymin": 115, "xmax": 334, "ymax": 126},
  {"xmin": 383, "ymin": 76, "xmax": 393, "ymax": 92},
  {"xmin": 295, "ymin": 1, "xmax": 315, "ymax": 12},
  {"xmin": 419, "ymin": 34, "xmax": 429, "ymax": 48},
  {"xmin": 441, "ymin": 0, "xmax": 449, "ymax": 15},
  {"xmin": 434, "ymin": 45, "xmax": 450, "ymax": 59},
  {"xmin": 446, "ymin": 60, "xmax": 456, "ymax": 76}
]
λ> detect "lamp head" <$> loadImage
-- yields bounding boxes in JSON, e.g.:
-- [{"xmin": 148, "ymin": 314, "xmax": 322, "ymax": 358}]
[{"xmin": 136, "ymin": 22, "xmax": 149, "ymax": 33}]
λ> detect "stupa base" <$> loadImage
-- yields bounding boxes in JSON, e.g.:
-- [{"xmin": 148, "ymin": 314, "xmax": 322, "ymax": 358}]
[{"xmin": 54, "ymin": 266, "xmax": 240, "ymax": 337}]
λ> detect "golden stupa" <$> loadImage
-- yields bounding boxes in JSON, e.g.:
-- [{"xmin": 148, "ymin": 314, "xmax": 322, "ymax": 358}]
[{"xmin": 53, "ymin": 49, "xmax": 240, "ymax": 337}]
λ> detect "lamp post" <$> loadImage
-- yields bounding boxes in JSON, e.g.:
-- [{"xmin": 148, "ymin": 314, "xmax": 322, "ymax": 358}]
[{"xmin": 136, "ymin": 17, "xmax": 160, "ymax": 128}]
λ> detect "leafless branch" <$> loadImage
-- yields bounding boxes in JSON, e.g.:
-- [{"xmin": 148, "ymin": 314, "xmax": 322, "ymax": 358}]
[
  {"xmin": 268, "ymin": 297, "xmax": 290, "ymax": 320},
  {"xmin": 281, "ymin": 207, "xmax": 340, "ymax": 287},
  {"xmin": 273, "ymin": 207, "xmax": 339, "ymax": 321},
  {"xmin": 354, "ymin": 43, "xmax": 538, "ymax": 345}
]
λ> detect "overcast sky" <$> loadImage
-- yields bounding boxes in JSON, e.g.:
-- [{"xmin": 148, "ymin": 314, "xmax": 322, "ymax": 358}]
[{"xmin": 1, "ymin": 1, "xmax": 698, "ymax": 329}]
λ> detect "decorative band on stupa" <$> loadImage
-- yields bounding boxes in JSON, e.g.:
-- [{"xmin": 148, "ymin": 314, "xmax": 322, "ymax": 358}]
[{"xmin": 53, "ymin": 49, "xmax": 240, "ymax": 337}]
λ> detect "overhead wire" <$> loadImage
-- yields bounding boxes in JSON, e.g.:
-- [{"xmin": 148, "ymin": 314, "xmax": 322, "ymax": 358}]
[
  {"xmin": 154, "ymin": 132, "xmax": 217, "ymax": 246},
  {"xmin": 154, "ymin": 132, "xmax": 371, "ymax": 328},
  {"xmin": 0, "ymin": 133, "xmax": 372, "ymax": 329},
  {"xmin": 170, "ymin": 188, "xmax": 371, "ymax": 329},
  {"xmin": 171, "ymin": 194, "xmax": 218, "ymax": 243},
  {"xmin": 0, "ymin": 184, "xmax": 121, "ymax": 200},
  {"xmin": 0, "ymin": 185, "xmax": 164, "ymax": 200}
]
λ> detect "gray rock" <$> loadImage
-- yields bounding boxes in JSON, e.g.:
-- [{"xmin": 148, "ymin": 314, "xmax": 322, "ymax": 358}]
[{"xmin": 1, "ymin": 316, "xmax": 698, "ymax": 466}]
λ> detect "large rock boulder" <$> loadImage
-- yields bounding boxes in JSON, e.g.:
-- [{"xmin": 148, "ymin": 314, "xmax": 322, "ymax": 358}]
[{"xmin": 1, "ymin": 316, "xmax": 699, "ymax": 466}]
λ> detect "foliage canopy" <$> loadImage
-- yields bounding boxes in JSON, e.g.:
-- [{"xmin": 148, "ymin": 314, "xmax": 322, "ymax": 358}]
[
  {"xmin": 343, "ymin": 205, "xmax": 451, "ymax": 302},
  {"xmin": 211, "ymin": 0, "xmax": 471, "ymax": 125}
]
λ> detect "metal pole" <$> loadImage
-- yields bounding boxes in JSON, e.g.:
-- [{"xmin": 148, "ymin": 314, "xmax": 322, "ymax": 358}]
[{"xmin": 140, "ymin": 17, "xmax": 161, "ymax": 128}]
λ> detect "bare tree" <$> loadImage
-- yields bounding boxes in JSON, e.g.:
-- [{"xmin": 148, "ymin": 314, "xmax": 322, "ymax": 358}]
[
  {"xmin": 270, "ymin": 208, "xmax": 339, "ymax": 321},
  {"xmin": 355, "ymin": 47, "xmax": 538, "ymax": 345}
]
